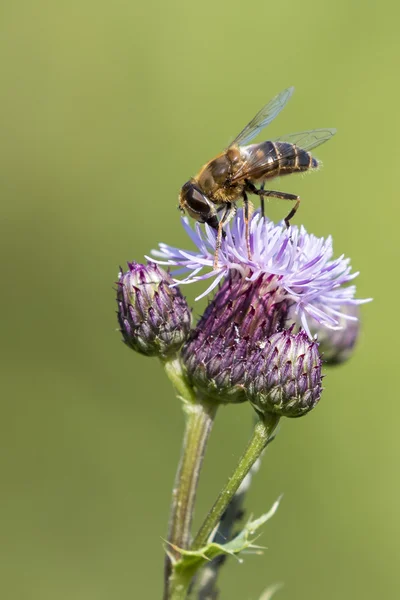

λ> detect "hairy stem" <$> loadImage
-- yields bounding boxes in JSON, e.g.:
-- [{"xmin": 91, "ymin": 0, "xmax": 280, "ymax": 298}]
[
  {"xmin": 191, "ymin": 413, "xmax": 279, "ymax": 551},
  {"xmin": 163, "ymin": 357, "xmax": 217, "ymax": 600}
]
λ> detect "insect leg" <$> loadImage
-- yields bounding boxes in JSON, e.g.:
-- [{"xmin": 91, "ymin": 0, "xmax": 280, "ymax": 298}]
[
  {"xmin": 257, "ymin": 191, "xmax": 300, "ymax": 227},
  {"xmin": 247, "ymin": 182, "xmax": 300, "ymax": 227},
  {"xmin": 282, "ymin": 198, "xmax": 301, "ymax": 228},
  {"xmin": 242, "ymin": 192, "xmax": 254, "ymax": 261},
  {"xmin": 213, "ymin": 203, "xmax": 237, "ymax": 270},
  {"xmin": 259, "ymin": 182, "xmax": 265, "ymax": 217}
]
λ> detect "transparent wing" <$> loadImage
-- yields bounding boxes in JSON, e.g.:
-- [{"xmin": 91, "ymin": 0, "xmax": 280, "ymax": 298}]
[
  {"xmin": 229, "ymin": 87, "xmax": 294, "ymax": 148},
  {"xmin": 231, "ymin": 128, "xmax": 336, "ymax": 182},
  {"xmin": 273, "ymin": 128, "xmax": 336, "ymax": 151}
]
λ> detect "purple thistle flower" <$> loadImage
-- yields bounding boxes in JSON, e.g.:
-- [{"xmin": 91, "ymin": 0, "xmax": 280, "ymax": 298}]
[
  {"xmin": 150, "ymin": 209, "xmax": 371, "ymax": 338},
  {"xmin": 246, "ymin": 328, "xmax": 323, "ymax": 418},
  {"xmin": 302, "ymin": 303, "xmax": 361, "ymax": 365},
  {"xmin": 117, "ymin": 262, "xmax": 192, "ymax": 358},
  {"xmin": 181, "ymin": 272, "xmax": 293, "ymax": 403}
]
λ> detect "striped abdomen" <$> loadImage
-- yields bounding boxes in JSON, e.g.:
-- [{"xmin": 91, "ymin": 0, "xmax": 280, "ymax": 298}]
[{"xmin": 253, "ymin": 141, "xmax": 319, "ymax": 180}]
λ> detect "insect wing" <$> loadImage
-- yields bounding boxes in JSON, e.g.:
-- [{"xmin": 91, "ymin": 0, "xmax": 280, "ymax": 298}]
[
  {"xmin": 229, "ymin": 87, "xmax": 294, "ymax": 148},
  {"xmin": 273, "ymin": 128, "xmax": 336, "ymax": 152},
  {"xmin": 231, "ymin": 128, "xmax": 336, "ymax": 182}
]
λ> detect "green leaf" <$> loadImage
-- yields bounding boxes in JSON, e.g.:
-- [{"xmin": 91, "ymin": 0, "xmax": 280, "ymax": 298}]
[{"xmin": 168, "ymin": 496, "xmax": 282, "ymax": 579}]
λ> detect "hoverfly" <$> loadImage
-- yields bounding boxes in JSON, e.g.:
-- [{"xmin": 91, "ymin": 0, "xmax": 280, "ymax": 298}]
[{"xmin": 179, "ymin": 87, "xmax": 335, "ymax": 270}]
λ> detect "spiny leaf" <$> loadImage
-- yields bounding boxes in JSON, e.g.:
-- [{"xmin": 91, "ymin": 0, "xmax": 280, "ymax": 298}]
[{"xmin": 169, "ymin": 496, "xmax": 282, "ymax": 576}]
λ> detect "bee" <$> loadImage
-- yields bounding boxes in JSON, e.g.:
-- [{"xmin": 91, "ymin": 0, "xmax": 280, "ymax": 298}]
[{"xmin": 179, "ymin": 87, "xmax": 336, "ymax": 270}]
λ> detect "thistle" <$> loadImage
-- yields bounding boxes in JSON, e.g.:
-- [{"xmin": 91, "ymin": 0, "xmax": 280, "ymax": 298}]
[
  {"xmin": 246, "ymin": 328, "xmax": 323, "ymax": 418},
  {"xmin": 116, "ymin": 208, "xmax": 371, "ymax": 600},
  {"xmin": 181, "ymin": 272, "xmax": 291, "ymax": 403},
  {"xmin": 151, "ymin": 209, "xmax": 370, "ymax": 337},
  {"xmin": 304, "ymin": 303, "xmax": 361, "ymax": 364},
  {"xmin": 117, "ymin": 261, "xmax": 191, "ymax": 359}
]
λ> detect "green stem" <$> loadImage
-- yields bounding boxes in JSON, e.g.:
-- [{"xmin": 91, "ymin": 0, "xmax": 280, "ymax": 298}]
[
  {"xmin": 165, "ymin": 568, "xmax": 195, "ymax": 600},
  {"xmin": 163, "ymin": 357, "xmax": 217, "ymax": 600},
  {"xmin": 166, "ymin": 400, "xmax": 217, "ymax": 555},
  {"xmin": 191, "ymin": 413, "xmax": 280, "ymax": 551},
  {"xmin": 164, "ymin": 356, "xmax": 198, "ymax": 406}
]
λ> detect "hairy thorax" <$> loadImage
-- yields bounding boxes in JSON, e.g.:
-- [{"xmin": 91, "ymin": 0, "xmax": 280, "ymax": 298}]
[{"xmin": 195, "ymin": 146, "xmax": 244, "ymax": 205}]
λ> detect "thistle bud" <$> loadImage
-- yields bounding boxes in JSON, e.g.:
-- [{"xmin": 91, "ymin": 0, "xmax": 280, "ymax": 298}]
[
  {"xmin": 181, "ymin": 273, "xmax": 291, "ymax": 403},
  {"xmin": 309, "ymin": 304, "xmax": 360, "ymax": 365},
  {"xmin": 182, "ymin": 322, "xmax": 249, "ymax": 403},
  {"xmin": 117, "ymin": 262, "xmax": 191, "ymax": 358},
  {"xmin": 246, "ymin": 329, "xmax": 323, "ymax": 418}
]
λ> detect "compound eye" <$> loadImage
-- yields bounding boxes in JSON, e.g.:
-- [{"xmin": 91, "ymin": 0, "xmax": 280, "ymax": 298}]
[
  {"xmin": 180, "ymin": 183, "xmax": 215, "ymax": 224},
  {"xmin": 184, "ymin": 184, "xmax": 211, "ymax": 213}
]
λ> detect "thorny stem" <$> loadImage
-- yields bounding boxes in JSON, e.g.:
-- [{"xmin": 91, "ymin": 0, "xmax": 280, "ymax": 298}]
[
  {"xmin": 163, "ymin": 357, "xmax": 217, "ymax": 600},
  {"xmin": 191, "ymin": 413, "xmax": 280, "ymax": 551}
]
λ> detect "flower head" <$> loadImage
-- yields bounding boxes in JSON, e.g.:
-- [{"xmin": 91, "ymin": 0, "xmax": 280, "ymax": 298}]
[
  {"xmin": 304, "ymin": 303, "xmax": 361, "ymax": 365},
  {"xmin": 151, "ymin": 210, "xmax": 370, "ymax": 338},
  {"xmin": 181, "ymin": 272, "xmax": 292, "ymax": 403},
  {"xmin": 246, "ymin": 328, "xmax": 323, "ymax": 418},
  {"xmin": 117, "ymin": 262, "xmax": 192, "ymax": 358}
]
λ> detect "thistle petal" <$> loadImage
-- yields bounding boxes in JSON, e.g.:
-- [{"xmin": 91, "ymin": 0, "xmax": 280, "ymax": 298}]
[{"xmin": 150, "ymin": 210, "xmax": 370, "ymax": 337}]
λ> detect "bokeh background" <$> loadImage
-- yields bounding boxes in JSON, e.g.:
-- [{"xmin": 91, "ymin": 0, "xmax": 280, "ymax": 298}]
[{"xmin": 0, "ymin": 0, "xmax": 397, "ymax": 598}]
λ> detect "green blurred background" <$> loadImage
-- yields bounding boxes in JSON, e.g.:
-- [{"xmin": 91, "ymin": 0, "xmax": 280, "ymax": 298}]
[{"xmin": 0, "ymin": 0, "xmax": 396, "ymax": 598}]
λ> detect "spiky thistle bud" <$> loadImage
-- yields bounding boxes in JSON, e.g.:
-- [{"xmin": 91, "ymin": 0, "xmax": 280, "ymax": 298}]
[
  {"xmin": 181, "ymin": 272, "xmax": 291, "ymax": 403},
  {"xmin": 246, "ymin": 329, "xmax": 323, "ymax": 418},
  {"xmin": 309, "ymin": 304, "xmax": 360, "ymax": 365},
  {"xmin": 117, "ymin": 262, "xmax": 191, "ymax": 359}
]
